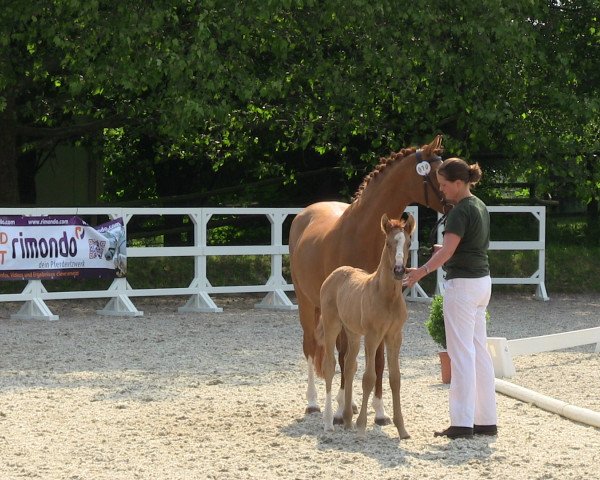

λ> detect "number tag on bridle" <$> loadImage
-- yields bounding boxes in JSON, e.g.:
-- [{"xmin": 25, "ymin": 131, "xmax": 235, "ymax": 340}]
[{"xmin": 416, "ymin": 161, "xmax": 431, "ymax": 176}]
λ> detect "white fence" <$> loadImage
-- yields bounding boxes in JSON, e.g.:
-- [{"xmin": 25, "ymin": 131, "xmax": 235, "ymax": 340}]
[
  {"xmin": 0, "ymin": 205, "xmax": 547, "ymax": 320},
  {"xmin": 0, "ymin": 207, "xmax": 301, "ymax": 320}
]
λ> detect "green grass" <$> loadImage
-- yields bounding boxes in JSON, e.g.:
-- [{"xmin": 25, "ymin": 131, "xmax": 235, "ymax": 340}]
[{"xmin": 545, "ymin": 244, "xmax": 600, "ymax": 292}]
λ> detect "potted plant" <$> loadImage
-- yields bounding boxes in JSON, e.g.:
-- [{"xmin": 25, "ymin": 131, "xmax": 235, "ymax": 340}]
[
  {"xmin": 425, "ymin": 294, "xmax": 491, "ymax": 384},
  {"xmin": 425, "ymin": 294, "xmax": 451, "ymax": 383}
]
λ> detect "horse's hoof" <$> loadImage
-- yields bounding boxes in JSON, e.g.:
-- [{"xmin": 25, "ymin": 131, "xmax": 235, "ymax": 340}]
[
  {"xmin": 305, "ymin": 406, "xmax": 321, "ymax": 414},
  {"xmin": 400, "ymin": 432, "xmax": 411, "ymax": 440},
  {"xmin": 352, "ymin": 405, "xmax": 358, "ymax": 414},
  {"xmin": 333, "ymin": 416, "xmax": 344, "ymax": 425},
  {"xmin": 374, "ymin": 416, "xmax": 392, "ymax": 426}
]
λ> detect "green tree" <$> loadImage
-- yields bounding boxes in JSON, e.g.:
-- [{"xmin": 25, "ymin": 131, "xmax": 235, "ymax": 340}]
[
  {"xmin": 0, "ymin": 0, "xmax": 240, "ymax": 204},
  {"xmin": 1, "ymin": 0, "xmax": 598, "ymax": 211},
  {"xmin": 519, "ymin": 1, "xmax": 599, "ymax": 213}
]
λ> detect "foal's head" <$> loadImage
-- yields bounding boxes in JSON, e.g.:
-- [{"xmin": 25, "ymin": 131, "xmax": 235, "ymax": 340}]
[{"xmin": 381, "ymin": 213, "xmax": 416, "ymax": 280}]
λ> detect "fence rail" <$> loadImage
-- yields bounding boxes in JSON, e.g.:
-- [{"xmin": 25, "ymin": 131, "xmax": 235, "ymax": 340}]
[{"xmin": 0, "ymin": 205, "xmax": 547, "ymax": 320}]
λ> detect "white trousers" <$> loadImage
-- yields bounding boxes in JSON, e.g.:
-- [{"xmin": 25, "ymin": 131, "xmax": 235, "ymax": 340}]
[{"xmin": 443, "ymin": 276, "xmax": 497, "ymax": 427}]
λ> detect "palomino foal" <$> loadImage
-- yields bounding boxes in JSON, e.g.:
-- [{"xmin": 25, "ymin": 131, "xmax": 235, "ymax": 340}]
[{"xmin": 318, "ymin": 213, "xmax": 415, "ymax": 438}]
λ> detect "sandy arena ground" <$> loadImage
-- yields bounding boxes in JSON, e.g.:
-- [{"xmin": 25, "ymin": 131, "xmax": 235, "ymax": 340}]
[{"xmin": 0, "ymin": 293, "xmax": 599, "ymax": 479}]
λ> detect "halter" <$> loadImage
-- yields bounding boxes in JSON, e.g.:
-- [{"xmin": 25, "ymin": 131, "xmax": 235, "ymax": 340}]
[
  {"xmin": 415, "ymin": 149, "xmax": 451, "ymax": 245},
  {"xmin": 415, "ymin": 149, "xmax": 449, "ymax": 213}
]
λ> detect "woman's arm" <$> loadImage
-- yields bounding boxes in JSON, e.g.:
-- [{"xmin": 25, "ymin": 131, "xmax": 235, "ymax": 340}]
[{"xmin": 402, "ymin": 232, "xmax": 461, "ymax": 288}]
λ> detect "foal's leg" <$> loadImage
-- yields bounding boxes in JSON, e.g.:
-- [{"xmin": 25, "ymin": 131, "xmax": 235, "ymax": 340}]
[
  {"xmin": 342, "ymin": 333, "xmax": 361, "ymax": 429},
  {"xmin": 356, "ymin": 333, "xmax": 382, "ymax": 436},
  {"xmin": 334, "ymin": 330, "xmax": 357, "ymax": 424},
  {"xmin": 372, "ymin": 343, "xmax": 391, "ymax": 426},
  {"xmin": 386, "ymin": 333, "xmax": 410, "ymax": 439}
]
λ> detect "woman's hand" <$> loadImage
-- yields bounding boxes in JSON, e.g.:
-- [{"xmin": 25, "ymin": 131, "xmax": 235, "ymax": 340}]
[
  {"xmin": 403, "ymin": 233, "xmax": 460, "ymax": 288},
  {"xmin": 402, "ymin": 266, "xmax": 426, "ymax": 288}
]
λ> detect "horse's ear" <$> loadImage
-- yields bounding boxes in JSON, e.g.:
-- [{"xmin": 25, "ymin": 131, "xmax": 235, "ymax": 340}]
[
  {"xmin": 404, "ymin": 213, "xmax": 416, "ymax": 235},
  {"xmin": 381, "ymin": 213, "xmax": 389, "ymax": 233},
  {"xmin": 423, "ymin": 134, "xmax": 444, "ymax": 156}
]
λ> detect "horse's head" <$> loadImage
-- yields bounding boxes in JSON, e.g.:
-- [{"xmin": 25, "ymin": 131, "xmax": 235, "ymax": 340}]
[
  {"xmin": 350, "ymin": 134, "xmax": 450, "ymax": 217},
  {"xmin": 413, "ymin": 135, "xmax": 451, "ymax": 214},
  {"xmin": 381, "ymin": 212, "xmax": 416, "ymax": 280}
]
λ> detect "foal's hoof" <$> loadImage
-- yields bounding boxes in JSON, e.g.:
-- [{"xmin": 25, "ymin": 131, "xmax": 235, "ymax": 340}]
[
  {"xmin": 374, "ymin": 416, "xmax": 392, "ymax": 426},
  {"xmin": 333, "ymin": 416, "xmax": 344, "ymax": 425},
  {"xmin": 305, "ymin": 406, "xmax": 321, "ymax": 414}
]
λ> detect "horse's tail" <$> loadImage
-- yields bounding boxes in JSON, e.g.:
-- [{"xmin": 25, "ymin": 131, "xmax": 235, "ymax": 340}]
[{"xmin": 312, "ymin": 315, "xmax": 326, "ymax": 378}]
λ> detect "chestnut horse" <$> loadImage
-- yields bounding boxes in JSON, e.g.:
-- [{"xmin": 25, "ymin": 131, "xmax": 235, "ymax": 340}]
[
  {"xmin": 289, "ymin": 135, "xmax": 447, "ymax": 424},
  {"xmin": 318, "ymin": 213, "xmax": 415, "ymax": 438}
]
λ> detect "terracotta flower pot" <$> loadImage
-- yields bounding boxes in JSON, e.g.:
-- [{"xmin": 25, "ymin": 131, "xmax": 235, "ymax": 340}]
[{"xmin": 438, "ymin": 351, "xmax": 451, "ymax": 384}]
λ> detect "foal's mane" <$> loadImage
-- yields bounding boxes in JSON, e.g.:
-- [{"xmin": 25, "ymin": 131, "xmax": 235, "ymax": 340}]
[
  {"xmin": 351, "ymin": 147, "xmax": 418, "ymax": 203},
  {"xmin": 387, "ymin": 218, "xmax": 405, "ymax": 230}
]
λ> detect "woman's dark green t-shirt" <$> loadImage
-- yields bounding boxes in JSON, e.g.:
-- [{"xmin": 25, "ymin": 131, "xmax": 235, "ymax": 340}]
[{"xmin": 442, "ymin": 195, "xmax": 490, "ymax": 279}]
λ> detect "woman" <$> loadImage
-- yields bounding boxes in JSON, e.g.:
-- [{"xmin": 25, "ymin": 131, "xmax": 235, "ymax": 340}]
[{"xmin": 403, "ymin": 157, "xmax": 497, "ymax": 439}]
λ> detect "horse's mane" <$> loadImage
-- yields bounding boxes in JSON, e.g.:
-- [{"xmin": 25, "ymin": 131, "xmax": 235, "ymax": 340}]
[{"xmin": 351, "ymin": 147, "xmax": 418, "ymax": 202}]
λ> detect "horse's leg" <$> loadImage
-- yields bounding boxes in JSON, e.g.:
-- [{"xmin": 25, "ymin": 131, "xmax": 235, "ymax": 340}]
[
  {"xmin": 342, "ymin": 333, "xmax": 361, "ymax": 429},
  {"xmin": 356, "ymin": 333, "xmax": 381, "ymax": 436},
  {"xmin": 306, "ymin": 361, "xmax": 319, "ymax": 413},
  {"xmin": 297, "ymin": 291, "xmax": 320, "ymax": 413},
  {"xmin": 322, "ymin": 312, "xmax": 342, "ymax": 432},
  {"xmin": 372, "ymin": 342, "xmax": 391, "ymax": 426},
  {"xmin": 386, "ymin": 332, "xmax": 410, "ymax": 439}
]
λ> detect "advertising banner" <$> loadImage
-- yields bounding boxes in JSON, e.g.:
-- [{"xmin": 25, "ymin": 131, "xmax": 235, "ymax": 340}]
[{"xmin": 0, "ymin": 216, "xmax": 127, "ymax": 281}]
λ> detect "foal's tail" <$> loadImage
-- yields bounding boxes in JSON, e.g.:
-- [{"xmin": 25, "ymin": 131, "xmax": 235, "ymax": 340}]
[{"xmin": 312, "ymin": 316, "xmax": 326, "ymax": 379}]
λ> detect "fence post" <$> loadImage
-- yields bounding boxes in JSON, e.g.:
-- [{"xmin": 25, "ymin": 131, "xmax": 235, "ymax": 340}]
[
  {"xmin": 487, "ymin": 337, "xmax": 516, "ymax": 378},
  {"xmin": 533, "ymin": 207, "xmax": 549, "ymax": 301},
  {"xmin": 96, "ymin": 277, "xmax": 143, "ymax": 317},
  {"xmin": 255, "ymin": 210, "xmax": 297, "ymax": 310},
  {"xmin": 178, "ymin": 210, "xmax": 223, "ymax": 313},
  {"xmin": 10, "ymin": 280, "xmax": 58, "ymax": 321},
  {"xmin": 95, "ymin": 211, "xmax": 142, "ymax": 317},
  {"xmin": 404, "ymin": 206, "xmax": 430, "ymax": 302}
]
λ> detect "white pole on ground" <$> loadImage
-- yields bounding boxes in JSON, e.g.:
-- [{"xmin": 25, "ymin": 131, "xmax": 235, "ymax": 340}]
[{"xmin": 495, "ymin": 378, "xmax": 600, "ymax": 429}]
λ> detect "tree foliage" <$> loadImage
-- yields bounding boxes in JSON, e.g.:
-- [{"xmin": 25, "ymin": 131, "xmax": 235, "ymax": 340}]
[
  {"xmin": 518, "ymin": 1, "xmax": 600, "ymax": 207},
  {"xmin": 0, "ymin": 0, "xmax": 598, "ymax": 209}
]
